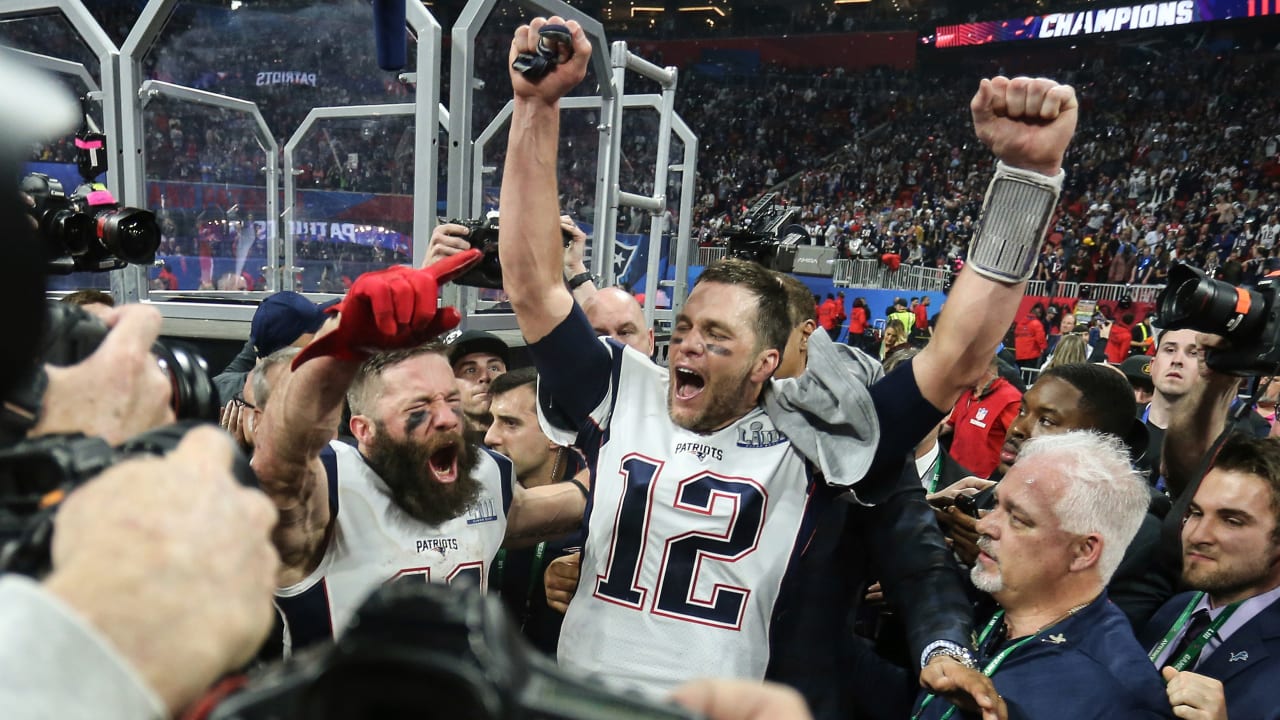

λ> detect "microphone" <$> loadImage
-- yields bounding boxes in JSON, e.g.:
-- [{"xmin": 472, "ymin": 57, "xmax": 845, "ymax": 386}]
[{"xmin": 371, "ymin": 0, "xmax": 407, "ymax": 72}]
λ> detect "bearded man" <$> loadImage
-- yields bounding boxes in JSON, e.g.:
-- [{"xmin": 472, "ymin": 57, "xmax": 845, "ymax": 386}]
[{"xmin": 255, "ymin": 311, "xmax": 586, "ymax": 652}]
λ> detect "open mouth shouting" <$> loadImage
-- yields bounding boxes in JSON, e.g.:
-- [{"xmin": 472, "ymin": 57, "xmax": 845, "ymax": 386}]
[
  {"xmin": 673, "ymin": 366, "xmax": 707, "ymax": 403},
  {"xmin": 427, "ymin": 438, "xmax": 461, "ymax": 484}
]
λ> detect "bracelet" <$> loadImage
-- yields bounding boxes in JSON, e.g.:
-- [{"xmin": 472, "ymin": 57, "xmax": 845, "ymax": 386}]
[
  {"xmin": 567, "ymin": 271, "xmax": 596, "ymax": 290},
  {"xmin": 563, "ymin": 476, "xmax": 589, "ymax": 499},
  {"xmin": 920, "ymin": 640, "xmax": 977, "ymax": 670},
  {"xmin": 967, "ymin": 161, "xmax": 1064, "ymax": 284}
]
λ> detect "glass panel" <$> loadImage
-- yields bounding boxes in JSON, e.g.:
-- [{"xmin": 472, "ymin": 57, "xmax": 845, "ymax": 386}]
[
  {"xmin": 289, "ymin": 113, "xmax": 416, "ymax": 293},
  {"xmin": 140, "ymin": 0, "xmax": 426, "ymax": 294},
  {"xmin": 143, "ymin": 95, "xmax": 269, "ymax": 292}
]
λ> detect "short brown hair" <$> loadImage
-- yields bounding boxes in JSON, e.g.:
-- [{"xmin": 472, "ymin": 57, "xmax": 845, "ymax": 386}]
[
  {"xmin": 694, "ymin": 258, "xmax": 791, "ymax": 354},
  {"xmin": 347, "ymin": 342, "xmax": 448, "ymax": 416},
  {"xmin": 60, "ymin": 289, "xmax": 114, "ymax": 308},
  {"xmin": 1210, "ymin": 433, "xmax": 1280, "ymax": 537}
]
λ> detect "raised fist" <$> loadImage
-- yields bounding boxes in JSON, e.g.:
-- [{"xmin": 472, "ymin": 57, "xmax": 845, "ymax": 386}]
[{"xmin": 971, "ymin": 76, "xmax": 1078, "ymax": 177}]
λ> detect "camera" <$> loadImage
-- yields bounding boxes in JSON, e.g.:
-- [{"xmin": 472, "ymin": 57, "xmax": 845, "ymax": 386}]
[
  {"xmin": 1155, "ymin": 262, "xmax": 1280, "ymax": 375},
  {"xmin": 450, "ymin": 216, "xmax": 575, "ymax": 290},
  {"xmin": 0, "ymin": 421, "xmax": 258, "ymax": 575},
  {"xmin": 208, "ymin": 582, "xmax": 701, "ymax": 720},
  {"xmin": 40, "ymin": 302, "xmax": 217, "ymax": 422},
  {"xmin": 20, "ymin": 118, "xmax": 160, "ymax": 274},
  {"xmin": 719, "ymin": 192, "xmax": 809, "ymax": 271}
]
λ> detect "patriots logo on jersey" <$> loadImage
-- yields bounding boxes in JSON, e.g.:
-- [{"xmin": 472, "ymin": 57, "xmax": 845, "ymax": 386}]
[
  {"xmin": 736, "ymin": 420, "xmax": 787, "ymax": 449},
  {"xmin": 674, "ymin": 441, "xmax": 723, "ymax": 461}
]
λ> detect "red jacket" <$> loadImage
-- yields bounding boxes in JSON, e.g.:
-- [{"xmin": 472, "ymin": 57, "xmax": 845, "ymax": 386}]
[
  {"xmin": 914, "ymin": 304, "xmax": 929, "ymax": 330},
  {"xmin": 848, "ymin": 306, "xmax": 868, "ymax": 335},
  {"xmin": 817, "ymin": 298, "xmax": 839, "ymax": 331},
  {"xmin": 1014, "ymin": 316, "xmax": 1048, "ymax": 362},
  {"xmin": 947, "ymin": 377, "xmax": 1023, "ymax": 477},
  {"xmin": 1105, "ymin": 323, "xmax": 1133, "ymax": 364}
]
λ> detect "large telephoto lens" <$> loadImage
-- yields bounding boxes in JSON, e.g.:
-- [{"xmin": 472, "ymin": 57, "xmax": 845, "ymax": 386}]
[{"xmin": 1157, "ymin": 263, "xmax": 1267, "ymax": 342}]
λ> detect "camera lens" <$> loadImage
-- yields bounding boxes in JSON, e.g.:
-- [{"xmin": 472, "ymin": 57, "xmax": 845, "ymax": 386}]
[
  {"xmin": 95, "ymin": 207, "xmax": 161, "ymax": 265},
  {"xmin": 154, "ymin": 343, "xmax": 218, "ymax": 422}
]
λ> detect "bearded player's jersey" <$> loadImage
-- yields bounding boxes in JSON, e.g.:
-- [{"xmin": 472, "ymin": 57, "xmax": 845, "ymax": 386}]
[
  {"xmin": 529, "ymin": 305, "xmax": 933, "ymax": 698},
  {"xmin": 275, "ymin": 440, "xmax": 513, "ymax": 653}
]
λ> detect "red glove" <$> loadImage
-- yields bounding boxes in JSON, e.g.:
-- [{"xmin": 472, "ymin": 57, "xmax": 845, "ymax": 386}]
[{"xmin": 292, "ymin": 249, "xmax": 483, "ymax": 369}]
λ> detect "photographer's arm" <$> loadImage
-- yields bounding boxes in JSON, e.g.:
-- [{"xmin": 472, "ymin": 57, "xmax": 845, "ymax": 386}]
[
  {"xmin": 425, "ymin": 222, "xmax": 474, "ymax": 266},
  {"xmin": 15, "ymin": 428, "xmax": 279, "ymax": 717},
  {"xmin": 1163, "ymin": 335, "xmax": 1237, "ymax": 499},
  {"xmin": 499, "ymin": 18, "xmax": 593, "ymax": 344},
  {"xmin": 31, "ymin": 304, "xmax": 175, "ymax": 445},
  {"xmin": 913, "ymin": 77, "xmax": 1077, "ymax": 415},
  {"xmin": 251, "ymin": 317, "xmax": 355, "ymax": 580}
]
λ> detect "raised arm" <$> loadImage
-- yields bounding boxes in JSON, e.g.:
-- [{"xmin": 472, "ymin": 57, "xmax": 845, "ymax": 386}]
[
  {"xmin": 252, "ymin": 253, "xmax": 480, "ymax": 580},
  {"xmin": 913, "ymin": 76, "xmax": 1078, "ymax": 412},
  {"xmin": 250, "ymin": 318, "xmax": 356, "ymax": 579},
  {"xmin": 499, "ymin": 17, "xmax": 594, "ymax": 343}
]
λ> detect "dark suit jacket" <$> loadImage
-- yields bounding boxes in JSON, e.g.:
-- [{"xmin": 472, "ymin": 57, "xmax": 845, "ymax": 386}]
[
  {"xmin": 766, "ymin": 454, "xmax": 971, "ymax": 720},
  {"xmin": 1141, "ymin": 591, "xmax": 1280, "ymax": 720}
]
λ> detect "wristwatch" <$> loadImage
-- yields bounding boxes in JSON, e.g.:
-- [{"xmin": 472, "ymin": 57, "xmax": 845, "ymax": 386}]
[
  {"xmin": 567, "ymin": 271, "xmax": 596, "ymax": 290},
  {"xmin": 920, "ymin": 640, "xmax": 978, "ymax": 670}
]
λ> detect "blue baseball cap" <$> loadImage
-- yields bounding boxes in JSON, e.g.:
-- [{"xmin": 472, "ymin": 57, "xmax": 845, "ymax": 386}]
[{"xmin": 251, "ymin": 292, "xmax": 335, "ymax": 358}]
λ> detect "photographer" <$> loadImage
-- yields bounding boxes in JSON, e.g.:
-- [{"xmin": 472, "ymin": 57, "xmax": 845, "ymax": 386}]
[
  {"xmin": 0, "ymin": 54, "xmax": 278, "ymax": 719},
  {"xmin": 0, "ymin": 428, "xmax": 279, "ymax": 719}
]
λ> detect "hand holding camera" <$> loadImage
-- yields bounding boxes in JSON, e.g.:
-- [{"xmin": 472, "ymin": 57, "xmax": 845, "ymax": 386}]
[
  {"xmin": 33, "ymin": 304, "xmax": 175, "ymax": 445},
  {"xmin": 44, "ymin": 426, "xmax": 278, "ymax": 714}
]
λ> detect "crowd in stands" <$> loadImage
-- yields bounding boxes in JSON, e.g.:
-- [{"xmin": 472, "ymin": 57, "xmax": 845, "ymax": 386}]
[{"xmin": 7, "ymin": 1, "xmax": 1280, "ymax": 297}]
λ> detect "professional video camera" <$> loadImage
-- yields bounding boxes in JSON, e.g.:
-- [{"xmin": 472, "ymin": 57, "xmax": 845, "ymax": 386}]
[
  {"xmin": 719, "ymin": 192, "xmax": 810, "ymax": 272},
  {"xmin": 450, "ymin": 215, "xmax": 575, "ymax": 289},
  {"xmin": 1155, "ymin": 262, "xmax": 1280, "ymax": 375},
  {"xmin": 20, "ymin": 102, "xmax": 160, "ymax": 274},
  {"xmin": 208, "ymin": 582, "xmax": 701, "ymax": 720},
  {"xmin": 0, "ymin": 421, "xmax": 257, "ymax": 575}
]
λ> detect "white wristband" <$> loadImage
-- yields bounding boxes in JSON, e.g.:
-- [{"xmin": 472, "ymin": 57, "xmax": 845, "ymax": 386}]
[{"xmin": 967, "ymin": 161, "xmax": 1064, "ymax": 284}]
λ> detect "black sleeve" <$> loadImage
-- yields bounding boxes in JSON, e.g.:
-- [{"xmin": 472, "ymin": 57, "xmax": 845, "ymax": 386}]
[
  {"xmin": 1107, "ymin": 512, "xmax": 1178, "ymax": 630},
  {"xmin": 526, "ymin": 303, "xmax": 616, "ymax": 435},
  {"xmin": 856, "ymin": 357, "xmax": 948, "ymax": 502},
  {"xmin": 861, "ymin": 460, "xmax": 974, "ymax": 664}
]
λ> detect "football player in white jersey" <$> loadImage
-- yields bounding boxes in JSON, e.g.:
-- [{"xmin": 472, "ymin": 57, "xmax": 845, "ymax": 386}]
[
  {"xmin": 253, "ymin": 296, "xmax": 590, "ymax": 650},
  {"xmin": 498, "ymin": 17, "xmax": 1077, "ymax": 720}
]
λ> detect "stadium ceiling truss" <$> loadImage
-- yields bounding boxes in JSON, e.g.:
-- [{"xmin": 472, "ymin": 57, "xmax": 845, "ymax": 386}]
[{"xmin": 3, "ymin": 0, "xmax": 697, "ymax": 334}]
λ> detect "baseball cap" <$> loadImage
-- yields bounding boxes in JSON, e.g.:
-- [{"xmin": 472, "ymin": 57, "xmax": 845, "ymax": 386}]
[
  {"xmin": 1119, "ymin": 355, "xmax": 1153, "ymax": 390},
  {"xmin": 445, "ymin": 329, "xmax": 509, "ymax": 367},
  {"xmin": 251, "ymin": 292, "xmax": 334, "ymax": 358}
]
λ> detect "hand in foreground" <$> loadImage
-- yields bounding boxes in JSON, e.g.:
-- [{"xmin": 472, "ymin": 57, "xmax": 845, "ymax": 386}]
[
  {"xmin": 508, "ymin": 16, "xmax": 592, "ymax": 105},
  {"xmin": 671, "ymin": 679, "xmax": 812, "ymax": 720},
  {"xmin": 45, "ymin": 427, "xmax": 279, "ymax": 714},
  {"xmin": 34, "ymin": 304, "xmax": 175, "ymax": 444},
  {"xmin": 970, "ymin": 76, "xmax": 1078, "ymax": 177},
  {"xmin": 1162, "ymin": 667, "xmax": 1228, "ymax": 720},
  {"xmin": 920, "ymin": 655, "xmax": 1008, "ymax": 720},
  {"xmin": 291, "ymin": 249, "xmax": 482, "ymax": 368},
  {"xmin": 544, "ymin": 551, "xmax": 582, "ymax": 614},
  {"xmin": 425, "ymin": 222, "xmax": 474, "ymax": 267}
]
